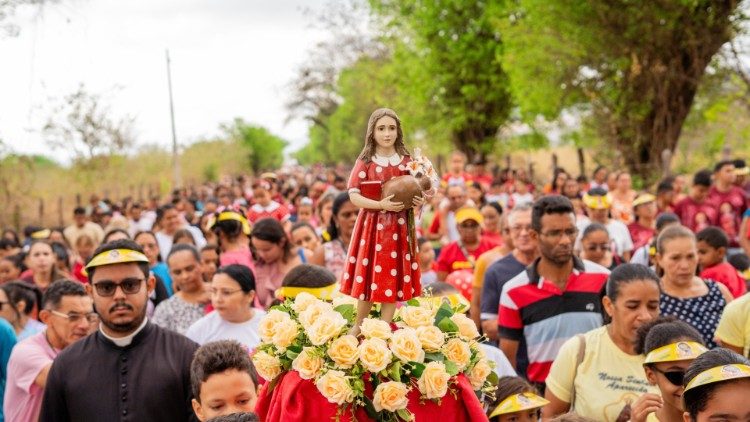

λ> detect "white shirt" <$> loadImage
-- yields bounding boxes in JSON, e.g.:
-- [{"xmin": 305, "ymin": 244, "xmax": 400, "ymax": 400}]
[
  {"xmin": 155, "ymin": 226, "xmax": 206, "ymax": 258},
  {"xmin": 479, "ymin": 344, "xmax": 516, "ymax": 377},
  {"xmin": 185, "ymin": 310, "xmax": 267, "ymax": 350}
]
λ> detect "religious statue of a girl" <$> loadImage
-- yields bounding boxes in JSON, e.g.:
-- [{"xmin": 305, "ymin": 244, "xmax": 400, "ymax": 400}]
[{"xmin": 340, "ymin": 108, "xmax": 439, "ymax": 335}]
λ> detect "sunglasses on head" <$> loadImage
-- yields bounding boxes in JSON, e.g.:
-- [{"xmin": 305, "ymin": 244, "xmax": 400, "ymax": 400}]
[{"xmin": 652, "ymin": 367, "xmax": 685, "ymax": 386}]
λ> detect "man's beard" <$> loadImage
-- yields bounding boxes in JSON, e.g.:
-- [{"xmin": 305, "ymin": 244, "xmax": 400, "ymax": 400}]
[{"xmin": 101, "ymin": 303, "xmax": 146, "ymax": 334}]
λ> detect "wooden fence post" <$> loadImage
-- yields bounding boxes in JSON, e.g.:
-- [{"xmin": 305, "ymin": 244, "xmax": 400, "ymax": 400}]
[
  {"xmin": 38, "ymin": 199, "xmax": 44, "ymax": 226},
  {"xmin": 13, "ymin": 205, "xmax": 20, "ymax": 233}
]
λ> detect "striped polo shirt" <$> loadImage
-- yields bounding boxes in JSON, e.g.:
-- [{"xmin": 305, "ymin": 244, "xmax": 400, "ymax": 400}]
[{"xmin": 498, "ymin": 257, "xmax": 609, "ymax": 384}]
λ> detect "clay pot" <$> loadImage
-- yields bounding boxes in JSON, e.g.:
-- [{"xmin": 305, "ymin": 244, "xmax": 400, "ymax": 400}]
[{"xmin": 382, "ymin": 174, "xmax": 432, "ymax": 205}]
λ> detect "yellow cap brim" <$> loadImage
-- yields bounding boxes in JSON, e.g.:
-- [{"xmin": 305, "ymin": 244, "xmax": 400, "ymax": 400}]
[
  {"xmin": 489, "ymin": 392, "xmax": 549, "ymax": 417},
  {"xmin": 275, "ymin": 284, "xmax": 338, "ymax": 301},
  {"xmin": 583, "ymin": 193, "xmax": 612, "ymax": 209},
  {"xmin": 644, "ymin": 341, "xmax": 708, "ymax": 364},
  {"xmin": 684, "ymin": 364, "xmax": 750, "ymax": 393},
  {"xmin": 84, "ymin": 248, "xmax": 150, "ymax": 271}
]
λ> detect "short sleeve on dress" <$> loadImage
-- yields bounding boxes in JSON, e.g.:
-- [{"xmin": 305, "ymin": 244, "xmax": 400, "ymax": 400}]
[{"xmin": 348, "ymin": 159, "xmax": 368, "ymax": 193}]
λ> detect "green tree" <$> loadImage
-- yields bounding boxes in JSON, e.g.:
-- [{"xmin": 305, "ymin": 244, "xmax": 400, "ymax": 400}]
[
  {"xmin": 370, "ymin": 0, "xmax": 512, "ymax": 160},
  {"xmin": 223, "ymin": 118, "xmax": 288, "ymax": 174},
  {"xmin": 499, "ymin": 0, "xmax": 744, "ymax": 181}
]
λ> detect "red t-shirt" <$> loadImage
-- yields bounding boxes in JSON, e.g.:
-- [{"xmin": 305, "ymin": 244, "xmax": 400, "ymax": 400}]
[
  {"xmin": 247, "ymin": 201, "xmax": 290, "ymax": 224},
  {"xmin": 673, "ymin": 196, "xmax": 717, "ymax": 233},
  {"xmin": 435, "ymin": 238, "xmax": 497, "ymax": 274},
  {"xmin": 707, "ymin": 186, "xmax": 748, "ymax": 245},
  {"xmin": 627, "ymin": 222, "xmax": 655, "ymax": 251},
  {"xmin": 701, "ymin": 262, "xmax": 746, "ymax": 298}
]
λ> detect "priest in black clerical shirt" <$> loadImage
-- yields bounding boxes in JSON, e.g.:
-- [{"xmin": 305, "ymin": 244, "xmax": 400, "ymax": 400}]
[{"xmin": 40, "ymin": 239, "xmax": 200, "ymax": 422}]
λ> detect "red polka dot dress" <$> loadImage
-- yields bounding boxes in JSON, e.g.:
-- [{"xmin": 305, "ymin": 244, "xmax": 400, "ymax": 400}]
[{"xmin": 340, "ymin": 154, "xmax": 422, "ymax": 303}]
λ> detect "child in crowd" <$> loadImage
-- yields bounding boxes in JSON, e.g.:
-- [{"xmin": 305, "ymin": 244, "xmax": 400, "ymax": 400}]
[
  {"xmin": 0, "ymin": 253, "xmax": 24, "ymax": 284},
  {"xmin": 289, "ymin": 222, "xmax": 321, "ymax": 253},
  {"xmin": 487, "ymin": 376, "xmax": 548, "ymax": 422},
  {"xmin": 728, "ymin": 253, "xmax": 750, "ymax": 289},
  {"xmin": 682, "ymin": 348, "xmax": 750, "ymax": 421},
  {"xmin": 190, "ymin": 340, "xmax": 260, "ymax": 422},
  {"xmin": 417, "ymin": 237, "xmax": 437, "ymax": 286},
  {"xmin": 630, "ymin": 317, "xmax": 707, "ymax": 422},
  {"xmin": 696, "ymin": 226, "xmax": 747, "ymax": 298}
]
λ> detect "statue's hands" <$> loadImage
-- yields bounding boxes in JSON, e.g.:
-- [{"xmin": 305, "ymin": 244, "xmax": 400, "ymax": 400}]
[
  {"xmin": 412, "ymin": 194, "xmax": 425, "ymax": 209},
  {"xmin": 380, "ymin": 195, "xmax": 405, "ymax": 212}
]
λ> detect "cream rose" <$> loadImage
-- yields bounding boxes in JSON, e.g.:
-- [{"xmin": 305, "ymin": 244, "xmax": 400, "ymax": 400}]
[
  {"xmin": 450, "ymin": 313, "xmax": 480, "ymax": 340},
  {"xmin": 316, "ymin": 370, "xmax": 355, "ymax": 405},
  {"xmin": 332, "ymin": 295, "xmax": 358, "ymax": 308},
  {"xmin": 372, "ymin": 381, "xmax": 409, "ymax": 412},
  {"xmin": 415, "ymin": 325, "xmax": 445, "ymax": 352},
  {"xmin": 468, "ymin": 359, "xmax": 493, "ymax": 390},
  {"xmin": 389, "ymin": 327, "xmax": 425, "ymax": 363},
  {"xmin": 292, "ymin": 292, "xmax": 320, "ymax": 314},
  {"xmin": 271, "ymin": 317, "xmax": 300, "ymax": 350},
  {"xmin": 442, "ymin": 338, "xmax": 472, "ymax": 371},
  {"xmin": 259, "ymin": 309, "xmax": 292, "ymax": 343},
  {"xmin": 292, "ymin": 347, "xmax": 324, "ymax": 380},
  {"xmin": 359, "ymin": 338, "xmax": 392, "ymax": 373},
  {"xmin": 299, "ymin": 301, "xmax": 334, "ymax": 328},
  {"xmin": 417, "ymin": 361, "xmax": 451, "ymax": 399},
  {"xmin": 327, "ymin": 335, "xmax": 360, "ymax": 369},
  {"xmin": 360, "ymin": 318, "xmax": 393, "ymax": 340},
  {"xmin": 306, "ymin": 311, "xmax": 348, "ymax": 346},
  {"xmin": 252, "ymin": 351, "xmax": 282, "ymax": 381},
  {"xmin": 399, "ymin": 305, "xmax": 434, "ymax": 328}
]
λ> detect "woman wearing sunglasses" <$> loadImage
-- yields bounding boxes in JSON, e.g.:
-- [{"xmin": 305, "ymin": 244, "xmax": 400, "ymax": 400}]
[
  {"xmin": 579, "ymin": 223, "xmax": 623, "ymax": 271},
  {"xmin": 630, "ymin": 317, "xmax": 707, "ymax": 422}
]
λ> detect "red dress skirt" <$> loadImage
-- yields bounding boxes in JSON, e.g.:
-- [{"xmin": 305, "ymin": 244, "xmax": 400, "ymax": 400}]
[{"xmin": 340, "ymin": 156, "xmax": 421, "ymax": 303}]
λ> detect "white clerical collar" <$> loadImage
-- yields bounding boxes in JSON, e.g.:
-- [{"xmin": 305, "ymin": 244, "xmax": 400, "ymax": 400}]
[
  {"xmin": 372, "ymin": 153, "xmax": 402, "ymax": 166},
  {"xmin": 99, "ymin": 317, "xmax": 149, "ymax": 347}
]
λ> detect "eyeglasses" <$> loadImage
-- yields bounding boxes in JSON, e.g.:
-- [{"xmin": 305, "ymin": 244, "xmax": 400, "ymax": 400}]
[
  {"xmin": 50, "ymin": 309, "xmax": 99, "ymax": 324},
  {"xmin": 651, "ymin": 367, "xmax": 685, "ymax": 386},
  {"xmin": 540, "ymin": 228, "xmax": 578, "ymax": 240},
  {"xmin": 209, "ymin": 288, "xmax": 243, "ymax": 298},
  {"xmin": 92, "ymin": 278, "xmax": 145, "ymax": 297},
  {"xmin": 585, "ymin": 243, "xmax": 610, "ymax": 252},
  {"xmin": 509, "ymin": 225, "xmax": 532, "ymax": 233}
]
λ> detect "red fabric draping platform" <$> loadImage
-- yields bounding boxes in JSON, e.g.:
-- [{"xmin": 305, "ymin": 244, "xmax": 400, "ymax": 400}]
[{"xmin": 255, "ymin": 370, "xmax": 488, "ymax": 421}]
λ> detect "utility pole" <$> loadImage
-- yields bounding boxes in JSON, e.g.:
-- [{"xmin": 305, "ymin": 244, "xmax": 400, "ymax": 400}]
[{"xmin": 166, "ymin": 49, "xmax": 182, "ymax": 189}]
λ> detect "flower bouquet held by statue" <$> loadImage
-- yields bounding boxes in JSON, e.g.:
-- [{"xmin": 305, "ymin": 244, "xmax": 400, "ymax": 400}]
[
  {"xmin": 339, "ymin": 108, "xmax": 439, "ymax": 336},
  {"xmin": 253, "ymin": 292, "xmax": 497, "ymax": 422}
]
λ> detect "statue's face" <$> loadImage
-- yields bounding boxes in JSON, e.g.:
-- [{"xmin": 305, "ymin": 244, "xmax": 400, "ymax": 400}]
[{"xmin": 372, "ymin": 115, "xmax": 398, "ymax": 150}]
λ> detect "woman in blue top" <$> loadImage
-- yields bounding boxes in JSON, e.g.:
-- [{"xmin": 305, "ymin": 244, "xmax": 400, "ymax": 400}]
[{"xmin": 134, "ymin": 230, "xmax": 174, "ymax": 297}]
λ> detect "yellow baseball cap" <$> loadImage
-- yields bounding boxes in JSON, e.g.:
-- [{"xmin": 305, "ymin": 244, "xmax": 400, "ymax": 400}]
[
  {"xmin": 31, "ymin": 229, "xmax": 51, "ymax": 239},
  {"xmin": 85, "ymin": 248, "xmax": 150, "ymax": 271},
  {"xmin": 684, "ymin": 364, "xmax": 750, "ymax": 393},
  {"xmin": 735, "ymin": 166, "xmax": 750, "ymax": 176},
  {"xmin": 489, "ymin": 392, "xmax": 549, "ymax": 418},
  {"xmin": 583, "ymin": 192, "xmax": 612, "ymax": 209},
  {"xmin": 207, "ymin": 210, "xmax": 251, "ymax": 235},
  {"xmin": 455, "ymin": 207, "xmax": 483, "ymax": 225},
  {"xmin": 644, "ymin": 341, "xmax": 708, "ymax": 364}
]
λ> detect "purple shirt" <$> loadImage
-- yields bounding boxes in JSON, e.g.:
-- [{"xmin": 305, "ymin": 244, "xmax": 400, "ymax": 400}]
[{"xmin": 4, "ymin": 331, "xmax": 58, "ymax": 422}]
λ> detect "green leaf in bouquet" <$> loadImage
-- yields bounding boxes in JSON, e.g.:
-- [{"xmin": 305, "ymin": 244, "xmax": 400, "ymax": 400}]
[
  {"xmin": 396, "ymin": 408, "xmax": 414, "ymax": 421},
  {"xmin": 287, "ymin": 343, "xmax": 303, "ymax": 354},
  {"xmin": 410, "ymin": 362, "xmax": 426, "ymax": 378},
  {"xmin": 436, "ymin": 317, "xmax": 459, "ymax": 333},
  {"xmin": 444, "ymin": 361, "xmax": 459, "ymax": 376},
  {"xmin": 334, "ymin": 304, "xmax": 356, "ymax": 322},
  {"xmin": 406, "ymin": 298, "xmax": 420, "ymax": 306},
  {"xmin": 433, "ymin": 302, "xmax": 453, "ymax": 324},
  {"xmin": 424, "ymin": 352, "xmax": 445, "ymax": 362},
  {"xmin": 487, "ymin": 370, "xmax": 499, "ymax": 386},
  {"xmin": 362, "ymin": 396, "xmax": 379, "ymax": 420},
  {"xmin": 389, "ymin": 361, "xmax": 402, "ymax": 381},
  {"xmin": 285, "ymin": 349, "xmax": 300, "ymax": 360}
]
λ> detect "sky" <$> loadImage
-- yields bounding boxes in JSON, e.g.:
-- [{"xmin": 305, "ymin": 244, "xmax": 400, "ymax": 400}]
[{"xmin": 0, "ymin": 0, "xmax": 332, "ymax": 163}]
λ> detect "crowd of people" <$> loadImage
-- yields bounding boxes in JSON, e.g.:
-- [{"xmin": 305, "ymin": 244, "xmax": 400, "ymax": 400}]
[{"xmin": 0, "ymin": 151, "xmax": 749, "ymax": 421}]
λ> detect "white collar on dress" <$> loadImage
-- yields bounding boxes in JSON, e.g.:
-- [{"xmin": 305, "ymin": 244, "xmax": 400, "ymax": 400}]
[{"xmin": 372, "ymin": 153, "xmax": 402, "ymax": 166}]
